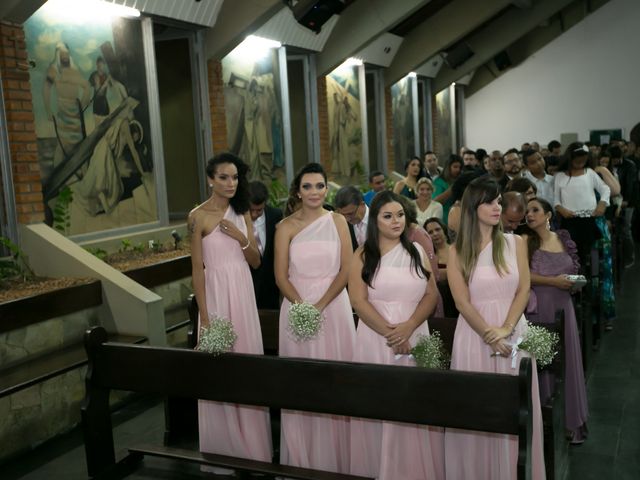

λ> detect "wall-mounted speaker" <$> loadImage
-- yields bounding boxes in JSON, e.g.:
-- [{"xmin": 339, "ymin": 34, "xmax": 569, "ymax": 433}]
[
  {"xmin": 443, "ymin": 43, "xmax": 474, "ymax": 69},
  {"xmin": 291, "ymin": 0, "xmax": 345, "ymax": 33},
  {"xmin": 493, "ymin": 51, "xmax": 512, "ymax": 71}
]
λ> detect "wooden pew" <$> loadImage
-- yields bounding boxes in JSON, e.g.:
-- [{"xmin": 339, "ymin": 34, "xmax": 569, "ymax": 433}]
[{"xmin": 82, "ymin": 326, "xmax": 534, "ymax": 480}]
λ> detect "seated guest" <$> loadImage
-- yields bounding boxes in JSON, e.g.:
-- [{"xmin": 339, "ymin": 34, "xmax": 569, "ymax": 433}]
[
  {"xmin": 523, "ymin": 198, "xmax": 588, "ymax": 445},
  {"xmin": 505, "ymin": 176, "xmax": 538, "ymax": 202},
  {"xmin": 522, "ymin": 149, "xmax": 555, "ymax": 204},
  {"xmin": 335, "ymin": 185, "xmax": 369, "ymax": 250},
  {"xmin": 393, "ymin": 157, "xmax": 422, "ymax": 200},
  {"xmin": 501, "ymin": 191, "xmax": 527, "ymax": 233},
  {"xmin": 348, "ymin": 191, "xmax": 443, "ymax": 479},
  {"xmin": 462, "ymin": 149, "xmax": 479, "ymax": 168},
  {"xmin": 446, "ymin": 169, "xmax": 486, "ymax": 241},
  {"xmin": 433, "ymin": 154, "xmax": 463, "ymax": 225},
  {"xmin": 502, "ymin": 148, "xmax": 523, "ymax": 190},
  {"xmin": 424, "ymin": 217, "xmax": 458, "ymax": 317},
  {"xmin": 423, "ymin": 151, "xmax": 443, "ymax": 180},
  {"xmin": 414, "ymin": 177, "xmax": 443, "ymax": 226},
  {"xmin": 249, "ymin": 181, "xmax": 283, "ymax": 309},
  {"xmin": 545, "ymin": 155, "xmax": 560, "ymax": 175},
  {"xmin": 548, "ymin": 140, "xmax": 562, "ymax": 156},
  {"xmin": 363, "ymin": 170, "xmax": 386, "ymax": 206}
]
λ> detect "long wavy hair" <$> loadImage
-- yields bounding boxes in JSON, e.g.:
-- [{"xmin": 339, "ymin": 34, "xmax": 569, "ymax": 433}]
[
  {"xmin": 455, "ymin": 176, "xmax": 509, "ymax": 283},
  {"xmin": 206, "ymin": 152, "xmax": 250, "ymax": 214},
  {"xmin": 361, "ymin": 191, "xmax": 429, "ymax": 287},
  {"xmin": 525, "ymin": 197, "xmax": 553, "ymax": 263},
  {"xmin": 285, "ymin": 163, "xmax": 327, "ymax": 215}
]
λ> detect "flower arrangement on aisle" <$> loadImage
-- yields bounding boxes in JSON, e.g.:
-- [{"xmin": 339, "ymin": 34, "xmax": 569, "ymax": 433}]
[
  {"xmin": 197, "ymin": 314, "xmax": 238, "ymax": 355},
  {"xmin": 411, "ymin": 331, "xmax": 450, "ymax": 369},
  {"xmin": 516, "ymin": 322, "xmax": 560, "ymax": 367},
  {"xmin": 288, "ymin": 301, "xmax": 323, "ymax": 341}
]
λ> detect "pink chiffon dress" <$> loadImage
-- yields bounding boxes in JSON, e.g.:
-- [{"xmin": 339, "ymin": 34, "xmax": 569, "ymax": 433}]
[
  {"xmin": 197, "ymin": 206, "xmax": 272, "ymax": 464},
  {"xmin": 444, "ymin": 234, "xmax": 546, "ymax": 480},
  {"xmin": 279, "ymin": 212, "xmax": 356, "ymax": 474},
  {"xmin": 350, "ymin": 242, "xmax": 445, "ymax": 480}
]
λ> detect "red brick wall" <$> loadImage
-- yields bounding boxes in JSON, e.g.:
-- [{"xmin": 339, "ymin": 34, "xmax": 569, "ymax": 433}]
[
  {"xmin": 207, "ymin": 59, "xmax": 228, "ymax": 154},
  {"xmin": 0, "ymin": 21, "xmax": 44, "ymax": 224},
  {"xmin": 384, "ymin": 86, "xmax": 394, "ymax": 173},
  {"xmin": 316, "ymin": 75, "xmax": 330, "ymax": 172}
]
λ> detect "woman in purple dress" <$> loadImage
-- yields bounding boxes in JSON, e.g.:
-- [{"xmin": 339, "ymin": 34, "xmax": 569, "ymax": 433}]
[{"xmin": 523, "ymin": 197, "xmax": 588, "ymax": 445}]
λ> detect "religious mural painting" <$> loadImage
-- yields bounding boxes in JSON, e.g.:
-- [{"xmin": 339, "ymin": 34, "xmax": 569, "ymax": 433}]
[
  {"xmin": 221, "ymin": 44, "xmax": 285, "ymax": 184},
  {"xmin": 25, "ymin": 3, "xmax": 157, "ymax": 235},
  {"xmin": 391, "ymin": 76, "xmax": 415, "ymax": 173},
  {"xmin": 435, "ymin": 86, "xmax": 454, "ymax": 162},
  {"xmin": 326, "ymin": 64, "xmax": 363, "ymax": 185}
]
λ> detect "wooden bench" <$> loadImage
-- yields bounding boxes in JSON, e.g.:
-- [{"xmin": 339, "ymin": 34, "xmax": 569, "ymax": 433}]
[{"xmin": 82, "ymin": 326, "xmax": 534, "ymax": 480}]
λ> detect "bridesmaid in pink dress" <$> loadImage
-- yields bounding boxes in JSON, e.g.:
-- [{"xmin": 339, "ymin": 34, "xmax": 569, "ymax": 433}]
[
  {"xmin": 189, "ymin": 153, "xmax": 272, "ymax": 468},
  {"xmin": 349, "ymin": 190, "xmax": 444, "ymax": 480},
  {"xmin": 274, "ymin": 163, "xmax": 355, "ymax": 474},
  {"xmin": 444, "ymin": 176, "xmax": 545, "ymax": 480}
]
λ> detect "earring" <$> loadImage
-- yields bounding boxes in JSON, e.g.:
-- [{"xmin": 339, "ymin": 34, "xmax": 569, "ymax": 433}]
[
  {"xmin": 209, "ymin": 184, "xmax": 213, "ymax": 187},
  {"xmin": 546, "ymin": 218, "xmax": 551, "ymax": 230}
]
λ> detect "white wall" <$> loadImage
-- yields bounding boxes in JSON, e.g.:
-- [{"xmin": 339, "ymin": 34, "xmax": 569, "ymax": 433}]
[{"xmin": 465, "ymin": 0, "xmax": 640, "ymax": 151}]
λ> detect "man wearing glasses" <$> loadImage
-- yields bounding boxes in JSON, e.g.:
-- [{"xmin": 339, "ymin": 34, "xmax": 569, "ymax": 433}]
[{"xmin": 334, "ymin": 186, "xmax": 369, "ymax": 250}]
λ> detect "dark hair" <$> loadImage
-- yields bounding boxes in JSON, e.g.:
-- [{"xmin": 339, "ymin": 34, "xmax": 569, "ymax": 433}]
[
  {"xmin": 558, "ymin": 141, "xmax": 589, "ymax": 173},
  {"xmin": 451, "ymin": 169, "xmax": 485, "ymax": 203},
  {"xmin": 424, "ymin": 216, "xmax": 449, "ymax": 241},
  {"xmin": 404, "ymin": 157, "xmax": 421, "ymax": 171},
  {"xmin": 463, "ymin": 150, "xmax": 476, "ymax": 158},
  {"xmin": 361, "ymin": 191, "xmax": 429, "ymax": 287},
  {"xmin": 608, "ymin": 145, "xmax": 623, "ymax": 160},
  {"xmin": 249, "ymin": 180, "xmax": 269, "ymax": 205},
  {"xmin": 522, "ymin": 149, "xmax": 539, "ymax": 165},
  {"xmin": 548, "ymin": 140, "xmax": 561, "ymax": 150},
  {"xmin": 206, "ymin": 153, "xmax": 250, "ymax": 214},
  {"xmin": 397, "ymin": 195, "xmax": 418, "ymax": 225},
  {"xmin": 287, "ymin": 163, "xmax": 327, "ymax": 212},
  {"xmin": 525, "ymin": 197, "xmax": 553, "ymax": 263},
  {"xmin": 334, "ymin": 185, "xmax": 364, "ymax": 209},
  {"xmin": 96, "ymin": 56, "xmax": 105, "ymax": 64},
  {"xmin": 444, "ymin": 154, "xmax": 463, "ymax": 183},
  {"xmin": 368, "ymin": 170, "xmax": 384, "ymax": 183},
  {"xmin": 476, "ymin": 148, "xmax": 488, "ymax": 160},
  {"xmin": 424, "ymin": 150, "xmax": 435, "ymax": 156},
  {"xmin": 505, "ymin": 176, "xmax": 537, "ymax": 196},
  {"xmin": 503, "ymin": 148, "xmax": 519, "ymax": 157},
  {"xmin": 545, "ymin": 155, "xmax": 559, "ymax": 169}
]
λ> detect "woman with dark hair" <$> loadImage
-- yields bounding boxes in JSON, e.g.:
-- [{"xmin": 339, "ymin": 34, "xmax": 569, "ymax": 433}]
[
  {"xmin": 349, "ymin": 190, "xmax": 443, "ymax": 479},
  {"xmin": 425, "ymin": 217, "xmax": 458, "ymax": 318},
  {"xmin": 274, "ymin": 162, "xmax": 355, "ymax": 474},
  {"xmin": 393, "ymin": 156, "xmax": 422, "ymax": 199},
  {"xmin": 433, "ymin": 154, "xmax": 463, "ymax": 225},
  {"xmin": 553, "ymin": 141, "xmax": 610, "ymax": 264},
  {"xmin": 523, "ymin": 198, "xmax": 589, "ymax": 444},
  {"xmin": 444, "ymin": 176, "xmax": 545, "ymax": 479},
  {"xmin": 189, "ymin": 152, "xmax": 272, "ymax": 468}
]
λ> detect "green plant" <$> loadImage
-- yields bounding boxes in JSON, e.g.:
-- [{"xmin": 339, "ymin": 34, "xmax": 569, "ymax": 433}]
[
  {"xmin": 268, "ymin": 179, "xmax": 289, "ymax": 210},
  {"xmin": 85, "ymin": 247, "xmax": 108, "ymax": 261},
  {"xmin": 0, "ymin": 236, "xmax": 34, "ymax": 281},
  {"xmin": 119, "ymin": 239, "xmax": 132, "ymax": 252},
  {"xmin": 149, "ymin": 239, "xmax": 161, "ymax": 252},
  {"xmin": 53, "ymin": 186, "xmax": 73, "ymax": 235},
  {"xmin": 133, "ymin": 242, "xmax": 145, "ymax": 253}
]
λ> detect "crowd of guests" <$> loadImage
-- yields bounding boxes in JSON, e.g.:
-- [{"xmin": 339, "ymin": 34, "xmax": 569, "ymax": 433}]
[{"xmin": 188, "ymin": 139, "xmax": 638, "ymax": 478}]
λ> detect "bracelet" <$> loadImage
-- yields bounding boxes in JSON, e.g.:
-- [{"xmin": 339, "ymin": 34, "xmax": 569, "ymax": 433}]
[{"xmin": 241, "ymin": 239, "xmax": 251, "ymax": 250}]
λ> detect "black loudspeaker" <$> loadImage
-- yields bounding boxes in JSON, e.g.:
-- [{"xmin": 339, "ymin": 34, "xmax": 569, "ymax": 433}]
[
  {"xmin": 494, "ymin": 51, "xmax": 512, "ymax": 71},
  {"xmin": 443, "ymin": 43, "xmax": 474, "ymax": 69},
  {"xmin": 291, "ymin": 0, "xmax": 345, "ymax": 33}
]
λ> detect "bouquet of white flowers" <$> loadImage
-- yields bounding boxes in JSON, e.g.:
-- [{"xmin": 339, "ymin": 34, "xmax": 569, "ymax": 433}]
[
  {"xmin": 411, "ymin": 332, "xmax": 450, "ymax": 369},
  {"xmin": 288, "ymin": 302, "xmax": 323, "ymax": 342},
  {"xmin": 518, "ymin": 322, "xmax": 559, "ymax": 367},
  {"xmin": 197, "ymin": 315, "xmax": 238, "ymax": 355}
]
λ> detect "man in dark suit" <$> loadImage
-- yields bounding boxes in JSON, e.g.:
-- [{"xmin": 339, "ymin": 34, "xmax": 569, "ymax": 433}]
[{"xmin": 249, "ymin": 181, "xmax": 283, "ymax": 309}]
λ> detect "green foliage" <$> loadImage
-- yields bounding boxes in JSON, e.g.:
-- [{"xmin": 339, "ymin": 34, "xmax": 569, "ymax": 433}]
[
  {"xmin": 0, "ymin": 236, "xmax": 34, "ymax": 281},
  {"xmin": 133, "ymin": 242, "xmax": 145, "ymax": 253},
  {"xmin": 150, "ymin": 240, "xmax": 161, "ymax": 252},
  {"xmin": 119, "ymin": 239, "xmax": 132, "ymax": 252},
  {"xmin": 85, "ymin": 247, "xmax": 108, "ymax": 261},
  {"xmin": 268, "ymin": 179, "xmax": 289, "ymax": 210},
  {"xmin": 325, "ymin": 187, "xmax": 337, "ymax": 207},
  {"xmin": 53, "ymin": 186, "xmax": 73, "ymax": 235}
]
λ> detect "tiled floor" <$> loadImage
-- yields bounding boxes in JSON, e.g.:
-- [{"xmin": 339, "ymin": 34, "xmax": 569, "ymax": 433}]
[{"xmin": 3, "ymin": 262, "xmax": 640, "ymax": 479}]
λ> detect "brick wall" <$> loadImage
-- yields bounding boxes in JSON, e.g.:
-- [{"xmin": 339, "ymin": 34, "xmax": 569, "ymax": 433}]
[
  {"xmin": 0, "ymin": 21, "xmax": 44, "ymax": 224},
  {"xmin": 207, "ymin": 59, "xmax": 228, "ymax": 154},
  {"xmin": 384, "ymin": 86, "xmax": 394, "ymax": 173},
  {"xmin": 316, "ymin": 75, "xmax": 331, "ymax": 172},
  {"xmin": 431, "ymin": 92, "xmax": 440, "ymax": 159}
]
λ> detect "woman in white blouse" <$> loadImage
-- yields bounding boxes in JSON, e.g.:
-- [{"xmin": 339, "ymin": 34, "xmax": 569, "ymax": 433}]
[
  {"xmin": 413, "ymin": 177, "xmax": 443, "ymax": 227},
  {"xmin": 553, "ymin": 142, "xmax": 610, "ymax": 264}
]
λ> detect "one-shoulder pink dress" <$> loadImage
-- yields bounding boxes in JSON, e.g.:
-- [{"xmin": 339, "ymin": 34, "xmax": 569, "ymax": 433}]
[
  {"xmin": 350, "ymin": 243, "xmax": 445, "ymax": 480},
  {"xmin": 279, "ymin": 213, "xmax": 356, "ymax": 474},
  {"xmin": 198, "ymin": 206, "xmax": 272, "ymax": 464},
  {"xmin": 444, "ymin": 234, "xmax": 545, "ymax": 480}
]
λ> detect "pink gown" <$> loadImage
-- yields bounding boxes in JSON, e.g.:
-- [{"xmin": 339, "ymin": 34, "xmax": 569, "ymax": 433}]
[
  {"xmin": 197, "ymin": 206, "xmax": 272, "ymax": 464},
  {"xmin": 444, "ymin": 234, "xmax": 545, "ymax": 480},
  {"xmin": 350, "ymin": 243, "xmax": 445, "ymax": 480},
  {"xmin": 279, "ymin": 213, "xmax": 356, "ymax": 474}
]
